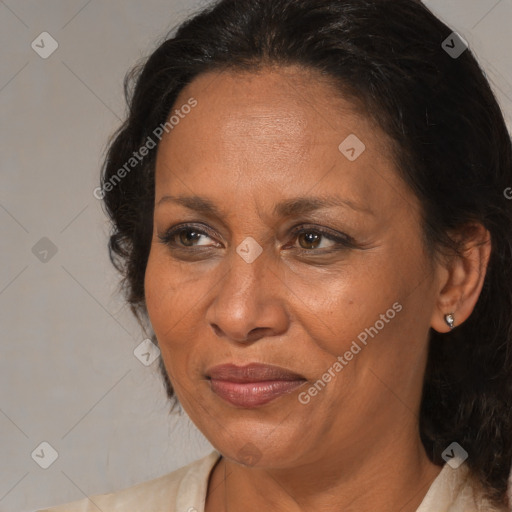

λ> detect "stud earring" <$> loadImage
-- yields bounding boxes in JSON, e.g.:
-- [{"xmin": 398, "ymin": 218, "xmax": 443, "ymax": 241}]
[{"xmin": 444, "ymin": 313, "xmax": 455, "ymax": 330}]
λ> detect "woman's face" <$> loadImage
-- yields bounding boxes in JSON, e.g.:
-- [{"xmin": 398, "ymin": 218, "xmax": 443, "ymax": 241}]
[{"xmin": 144, "ymin": 66, "xmax": 442, "ymax": 468}]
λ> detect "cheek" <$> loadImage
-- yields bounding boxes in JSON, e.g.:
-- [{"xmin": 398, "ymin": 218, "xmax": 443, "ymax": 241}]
[
  {"xmin": 287, "ymin": 257, "xmax": 402, "ymax": 358},
  {"xmin": 144, "ymin": 251, "xmax": 174, "ymax": 324},
  {"xmin": 144, "ymin": 251, "xmax": 186, "ymax": 361},
  {"xmin": 143, "ymin": 249, "xmax": 209, "ymax": 379},
  {"xmin": 144, "ymin": 248, "xmax": 202, "ymax": 326}
]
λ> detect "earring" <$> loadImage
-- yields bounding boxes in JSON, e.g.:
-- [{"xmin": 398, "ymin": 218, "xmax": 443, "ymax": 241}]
[{"xmin": 444, "ymin": 313, "xmax": 455, "ymax": 330}]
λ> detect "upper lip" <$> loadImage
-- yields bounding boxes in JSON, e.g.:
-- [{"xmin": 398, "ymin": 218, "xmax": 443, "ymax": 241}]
[{"xmin": 206, "ymin": 363, "xmax": 306, "ymax": 383}]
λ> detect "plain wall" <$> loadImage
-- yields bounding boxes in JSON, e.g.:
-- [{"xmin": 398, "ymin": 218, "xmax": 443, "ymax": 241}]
[{"xmin": 0, "ymin": 1, "xmax": 511, "ymax": 511}]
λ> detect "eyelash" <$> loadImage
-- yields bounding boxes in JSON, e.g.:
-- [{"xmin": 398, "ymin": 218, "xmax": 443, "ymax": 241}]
[{"xmin": 157, "ymin": 223, "xmax": 355, "ymax": 254}]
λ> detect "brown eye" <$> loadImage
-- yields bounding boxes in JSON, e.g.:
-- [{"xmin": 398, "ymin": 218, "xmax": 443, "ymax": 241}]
[
  {"xmin": 178, "ymin": 229, "xmax": 204, "ymax": 247},
  {"xmin": 297, "ymin": 231, "xmax": 323, "ymax": 250},
  {"xmin": 290, "ymin": 226, "xmax": 353, "ymax": 252},
  {"xmin": 157, "ymin": 225, "xmax": 218, "ymax": 248}
]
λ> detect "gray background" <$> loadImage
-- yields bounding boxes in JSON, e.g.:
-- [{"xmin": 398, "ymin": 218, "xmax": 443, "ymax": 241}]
[{"xmin": 0, "ymin": 1, "xmax": 511, "ymax": 511}]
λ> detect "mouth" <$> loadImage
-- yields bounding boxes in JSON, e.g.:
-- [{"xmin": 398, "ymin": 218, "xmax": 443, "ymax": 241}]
[{"xmin": 206, "ymin": 363, "xmax": 308, "ymax": 408}]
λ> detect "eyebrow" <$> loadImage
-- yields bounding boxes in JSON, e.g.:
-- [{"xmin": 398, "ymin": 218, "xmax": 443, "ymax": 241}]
[{"xmin": 156, "ymin": 194, "xmax": 374, "ymax": 218}]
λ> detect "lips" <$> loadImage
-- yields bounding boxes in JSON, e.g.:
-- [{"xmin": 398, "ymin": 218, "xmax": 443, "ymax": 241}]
[{"xmin": 206, "ymin": 363, "xmax": 307, "ymax": 408}]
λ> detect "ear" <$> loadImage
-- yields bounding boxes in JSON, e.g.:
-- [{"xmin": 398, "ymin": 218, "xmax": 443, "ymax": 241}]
[{"xmin": 430, "ymin": 223, "xmax": 492, "ymax": 333}]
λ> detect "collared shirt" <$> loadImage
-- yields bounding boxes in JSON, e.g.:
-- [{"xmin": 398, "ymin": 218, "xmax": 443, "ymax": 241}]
[{"xmin": 38, "ymin": 450, "xmax": 508, "ymax": 511}]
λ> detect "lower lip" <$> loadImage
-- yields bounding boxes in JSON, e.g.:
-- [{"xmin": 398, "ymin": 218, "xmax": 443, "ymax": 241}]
[{"xmin": 209, "ymin": 379, "xmax": 306, "ymax": 408}]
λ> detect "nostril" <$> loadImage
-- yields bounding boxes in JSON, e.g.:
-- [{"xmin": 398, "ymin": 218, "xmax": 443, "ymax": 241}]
[
  {"xmin": 210, "ymin": 323, "xmax": 222, "ymax": 337},
  {"xmin": 247, "ymin": 327, "xmax": 268, "ymax": 340}
]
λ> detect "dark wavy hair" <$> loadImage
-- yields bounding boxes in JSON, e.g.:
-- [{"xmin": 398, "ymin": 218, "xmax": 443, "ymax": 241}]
[{"xmin": 99, "ymin": 0, "xmax": 512, "ymax": 506}]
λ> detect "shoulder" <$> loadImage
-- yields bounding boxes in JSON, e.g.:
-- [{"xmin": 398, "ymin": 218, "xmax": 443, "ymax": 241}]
[
  {"xmin": 37, "ymin": 450, "xmax": 221, "ymax": 512},
  {"xmin": 416, "ymin": 462, "xmax": 509, "ymax": 512}
]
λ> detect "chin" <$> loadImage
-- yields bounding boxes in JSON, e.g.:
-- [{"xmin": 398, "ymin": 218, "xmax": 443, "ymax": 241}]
[{"xmin": 199, "ymin": 413, "xmax": 310, "ymax": 469}]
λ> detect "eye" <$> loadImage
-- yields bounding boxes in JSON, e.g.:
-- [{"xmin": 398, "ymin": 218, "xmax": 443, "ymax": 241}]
[
  {"xmin": 288, "ymin": 225, "xmax": 354, "ymax": 253},
  {"xmin": 157, "ymin": 224, "xmax": 219, "ymax": 248}
]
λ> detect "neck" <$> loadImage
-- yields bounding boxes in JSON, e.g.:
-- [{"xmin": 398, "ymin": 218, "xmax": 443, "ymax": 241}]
[{"xmin": 206, "ymin": 432, "xmax": 442, "ymax": 512}]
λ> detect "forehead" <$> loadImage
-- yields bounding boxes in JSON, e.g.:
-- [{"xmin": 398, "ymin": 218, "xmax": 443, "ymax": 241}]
[
  {"xmin": 171, "ymin": 65, "xmax": 364, "ymax": 145},
  {"xmin": 154, "ymin": 66, "xmax": 411, "ymax": 219}
]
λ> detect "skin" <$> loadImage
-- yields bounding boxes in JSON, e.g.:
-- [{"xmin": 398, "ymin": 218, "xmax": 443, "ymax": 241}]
[{"xmin": 144, "ymin": 65, "xmax": 491, "ymax": 512}]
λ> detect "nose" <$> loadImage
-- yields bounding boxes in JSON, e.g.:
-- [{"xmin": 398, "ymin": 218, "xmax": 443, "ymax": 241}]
[{"xmin": 205, "ymin": 243, "xmax": 289, "ymax": 344}]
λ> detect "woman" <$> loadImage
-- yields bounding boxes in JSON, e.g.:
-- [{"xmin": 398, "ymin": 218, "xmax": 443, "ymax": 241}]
[{"xmin": 40, "ymin": 0, "xmax": 512, "ymax": 510}]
